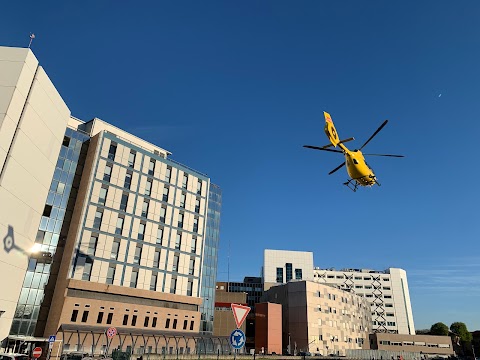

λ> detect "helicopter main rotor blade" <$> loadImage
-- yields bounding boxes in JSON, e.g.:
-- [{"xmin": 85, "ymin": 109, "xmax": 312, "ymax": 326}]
[
  {"xmin": 359, "ymin": 120, "xmax": 389, "ymax": 150},
  {"xmin": 321, "ymin": 137, "xmax": 355, "ymax": 149},
  {"xmin": 363, "ymin": 153, "xmax": 405, "ymax": 158},
  {"xmin": 303, "ymin": 145, "xmax": 343, "ymax": 153},
  {"xmin": 328, "ymin": 162, "xmax": 346, "ymax": 175}
]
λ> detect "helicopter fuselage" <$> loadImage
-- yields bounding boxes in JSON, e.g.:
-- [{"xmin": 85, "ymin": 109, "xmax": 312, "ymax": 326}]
[{"xmin": 340, "ymin": 147, "xmax": 377, "ymax": 186}]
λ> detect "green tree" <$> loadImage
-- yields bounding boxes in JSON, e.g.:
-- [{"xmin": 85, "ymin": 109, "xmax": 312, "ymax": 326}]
[
  {"xmin": 450, "ymin": 322, "xmax": 473, "ymax": 342},
  {"xmin": 430, "ymin": 322, "xmax": 449, "ymax": 336}
]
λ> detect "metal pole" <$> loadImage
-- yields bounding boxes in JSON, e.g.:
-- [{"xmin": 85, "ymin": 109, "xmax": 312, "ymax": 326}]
[
  {"xmin": 55, "ymin": 340, "xmax": 63, "ymax": 360},
  {"xmin": 472, "ymin": 345, "xmax": 476, "ymax": 359},
  {"xmin": 289, "ymin": 333, "xmax": 291, "ymax": 355}
]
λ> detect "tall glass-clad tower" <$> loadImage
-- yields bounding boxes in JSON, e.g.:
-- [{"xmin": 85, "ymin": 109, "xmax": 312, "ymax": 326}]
[
  {"xmin": 199, "ymin": 184, "xmax": 222, "ymax": 334},
  {"xmin": 10, "ymin": 127, "xmax": 90, "ymax": 336}
]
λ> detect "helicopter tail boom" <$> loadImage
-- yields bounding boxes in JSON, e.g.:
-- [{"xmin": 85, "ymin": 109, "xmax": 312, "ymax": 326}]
[{"xmin": 324, "ymin": 111, "xmax": 342, "ymax": 148}]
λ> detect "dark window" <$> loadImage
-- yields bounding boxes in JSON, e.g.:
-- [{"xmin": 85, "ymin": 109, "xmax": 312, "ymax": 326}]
[
  {"xmin": 165, "ymin": 318, "xmax": 170, "ymax": 328},
  {"xmin": 123, "ymin": 314, "xmax": 129, "ymax": 326},
  {"xmin": 128, "ymin": 151, "xmax": 136, "ymax": 168},
  {"xmin": 131, "ymin": 315, "xmax": 137, "ymax": 326},
  {"xmin": 276, "ymin": 267, "xmax": 283, "ymax": 283},
  {"xmin": 134, "ymin": 246, "xmax": 142, "ymax": 265},
  {"xmin": 178, "ymin": 213, "xmax": 184, "ymax": 228},
  {"xmin": 163, "ymin": 186, "xmax": 169, "ymax": 202},
  {"xmin": 82, "ymin": 260, "xmax": 93, "ymax": 281},
  {"xmin": 106, "ymin": 265, "xmax": 115, "ymax": 285},
  {"xmin": 97, "ymin": 312, "xmax": 104, "ymax": 324},
  {"xmin": 150, "ymin": 273, "xmax": 158, "ymax": 291},
  {"xmin": 71, "ymin": 309, "xmax": 78, "ymax": 322},
  {"xmin": 81, "ymin": 311, "xmax": 89, "ymax": 323},
  {"xmin": 108, "ymin": 143, "xmax": 117, "ymax": 160},
  {"xmin": 172, "ymin": 319, "xmax": 177, "ymax": 329},
  {"xmin": 99, "ymin": 187, "xmax": 108, "ymax": 205},
  {"xmin": 148, "ymin": 159, "xmax": 155, "ymax": 175},
  {"xmin": 189, "ymin": 258, "xmax": 195, "ymax": 275},
  {"xmin": 197, "ymin": 180, "xmax": 202, "ymax": 195},
  {"xmin": 183, "ymin": 320, "xmax": 188, "ymax": 330},
  {"xmin": 111, "ymin": 240, "xmax": 120, "ymax": 260},
  {"xmin": 116, "ymin": 217, "xmax": 124, "ymax": 235},
  {"xmin": 104, "ymin": 164, "xmax": 112, "ymax": 182},
  {"xmin": 152, "ymin": 317, "xmax": 157, "ymax": 328},
  {"xmin": 172, "ymin": 256, "xmax": 179, "ymax": 273},
  {"xmin": 144, "ymin": 317, "xmax": 149, "ymax": 327},
  {"xmin": 187, "ymin": 280, "xmax": 193, "ymax": 296},
  {"xmin": 193, "ymin": 217, "xmax": 198, "ymax": 232},
  {"xmin": 106, "ymin": 313, "xmax": 113, "ymax": 324},
  {"xmin": 156, "ymin": 227, "xmax": 164, "ymax": 245},
  {"xmin": 160, "ymin": 206, "xmax": 166, "ymax": 223},
  {"xmin": 353, "ymin": 159, "xmax": 359, "ymax": 164},
  {"xmin": 153, "ymin": 251, "xmax": 160, "ymax": 268},
  {"xmin": 141, "ymin": 201, "xmax": 149, "ymax": 218},
  {"xmin": 190, "ymin": 321, "xmax": 194, "ymax": 330},
  {"xmin": 138, "ymin": 222, "xmax": 145, "ymax": 240},
  {"xmin": 145, "ymin": 180, "xmax": 152, "ymax": 196},
  {"xmin": 195, "ymin": 198, "xmax": 200, "ymax": 213},
  {"xmin": 87, "ymin": 236, "xmax": 98, "ymax": 256},
  {"xmin": 130, "ymin": 269, "xmax": 139, "ymax": 288},
  {"xmin": 175, "ymin": 233, "xmax": 182, "ymax": 250},
  {"xmin": 295, "ymin": 268, "xmax": 303, "ymax": 280},
  {"xmin": 63, "ymin": 136, "xmax": 71, "ymax": 147},
  {"xmin": 286, "ymin": 263, "xmax": 293, "ymax": 282},
  {"xmin": 120, "ymin": 193, "xmax": 128, "ymax": 211},
  {"xmin": 166, "ymin": 166, "xmax": 172, "ymax": 182},
  {"xmin": 93, "ymin": 210, "xmax": 103, "ymax": 230},
  {"xmin": 124, "ymin": 172, "xmax": 132, "ymax": 189},
  {"xmin": 43, "ymin": 205, "xmax": 52, "ymax": 217}
]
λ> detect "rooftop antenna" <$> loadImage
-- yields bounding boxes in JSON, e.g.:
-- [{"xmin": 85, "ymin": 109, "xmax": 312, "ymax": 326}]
[{"xmin": 28, "ymin": 33, "xmax": 35, "ymax": 48}]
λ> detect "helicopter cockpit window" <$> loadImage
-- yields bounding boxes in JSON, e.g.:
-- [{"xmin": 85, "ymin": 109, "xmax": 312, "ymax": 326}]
[{"xmin": 353, "ymin": 159, "xmax": 359, "ymax": 164}]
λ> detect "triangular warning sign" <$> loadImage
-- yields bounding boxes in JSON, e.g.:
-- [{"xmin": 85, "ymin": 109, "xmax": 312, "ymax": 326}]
[{"xmin": 231, "ymin": 303, "xmax": 251, "ymax": 329}]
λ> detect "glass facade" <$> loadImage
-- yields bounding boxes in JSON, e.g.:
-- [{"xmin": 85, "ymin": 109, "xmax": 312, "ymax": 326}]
[
  {"xmin": 199, "ymin": 184, "xmax": 222, "ymax": 334},
  {"xmin": 10, "ymin": 127, "xmax": 90, "ymax": 336}
]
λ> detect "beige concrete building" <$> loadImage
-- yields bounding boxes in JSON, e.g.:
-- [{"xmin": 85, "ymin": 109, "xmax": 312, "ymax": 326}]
[
  {"xmin": 370, "ymin": 333, "xmax": 454, "ymax": 357},
  {"xmin": 255, "ymin": 302, "xmax": 282, "ymax": 355},
  {"xmin": 43, "ymin": 117, "xmax": 214, "ymax": 342},
  {"xmin": 264, "ymin": 280, "xmax": 371, "ymax": 356},
  {"xmin": 314, "ymin": 267, "xmax": 415, "ymax": 335},
  {"xmin": 213, "ymin": 290, "xmax": 247, "ymax": 336},
  {"xmin": 0, "ymin": 46, "xmax": 70, "ymax": 340}
]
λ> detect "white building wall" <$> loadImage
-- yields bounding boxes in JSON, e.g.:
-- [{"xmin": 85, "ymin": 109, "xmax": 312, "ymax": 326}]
[
  {"xmin": 389, "ymin": 268, "xmax": 415, "ymax": 335},
  {"xmin": 0, "ymin": 46, "xmax": 70, "ymax": 340},
  {"xmin": 313, "ymin": 267, "xmax": 415, "ymax": 335},
  {"xmin": 263, "ymin": 249, "xmax": 314, "ymax": 287}
]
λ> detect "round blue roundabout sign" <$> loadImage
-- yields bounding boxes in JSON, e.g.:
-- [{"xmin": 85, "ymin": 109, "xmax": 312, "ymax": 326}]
[{"xmin": 229, "ymin": 329, "xmax": 246, "ymax": 349}]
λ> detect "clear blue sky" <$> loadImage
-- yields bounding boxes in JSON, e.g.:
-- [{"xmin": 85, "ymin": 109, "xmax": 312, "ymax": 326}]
[{"xmin": 2, "ymin": 1, "xmax": 480, "ymax": 331}]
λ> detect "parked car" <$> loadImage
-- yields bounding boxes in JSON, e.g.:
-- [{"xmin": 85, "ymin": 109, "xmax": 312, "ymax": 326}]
[
  {"xmin": 299, "ymin": 352, "xmax": 312, "ymax": 356},
  {"xmin": 0, "ymin": 354, "xmax": 29, "ymax": 360},
  {"xmin": 60, "ymin": 352, "xmax": 89, "ymax": 360}
]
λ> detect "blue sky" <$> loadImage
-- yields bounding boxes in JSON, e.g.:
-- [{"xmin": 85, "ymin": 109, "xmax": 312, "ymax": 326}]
[{"xmin": 2, "ymin": 1, "xmax": 480, "ymax": 331}]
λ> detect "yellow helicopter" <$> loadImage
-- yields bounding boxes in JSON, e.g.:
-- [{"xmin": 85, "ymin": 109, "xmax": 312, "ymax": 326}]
[{"xmin": 303, "ymin": 112, "xmax": 404, "ymax": 192}]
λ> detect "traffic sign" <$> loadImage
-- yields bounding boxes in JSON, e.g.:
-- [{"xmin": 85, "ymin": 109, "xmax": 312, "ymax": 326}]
[
  {"xmin": 33, "ymin": 347, "xmax": 42, "ymax": 358},
  {"xmin": 229, "ymin": 329, "xmax": 246, "ymax": 349},
  {"xmin": 106, "ymin": 327, "xmax": 117, "ymax": 338},
  {"xmin": 49, "ymin": 335, "xmax": 56, "ymax": 343},
  {"xmin": 231, "ymin": 304, "xmax": 250, "ymax": 329}
]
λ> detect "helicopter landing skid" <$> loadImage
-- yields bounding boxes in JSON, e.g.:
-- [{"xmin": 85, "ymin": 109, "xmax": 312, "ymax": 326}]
[
  {"xmin": 343, "ymin": 179, "xmax": 359, "ymax": 192},
  {"xmin": 343, "ymin": 176, "xmax": 381, "ymax": 192}
]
